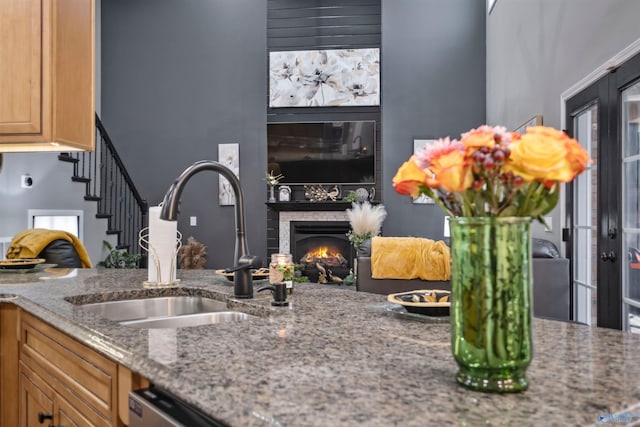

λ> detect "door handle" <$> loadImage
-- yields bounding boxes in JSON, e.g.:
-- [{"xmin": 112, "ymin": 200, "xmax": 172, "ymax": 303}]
[
  {"xmin": 608, "ymin": 227, "xmax": 617, "ymax": 239},
  {"xmin": 37, "ymin": 412, "xmax": 53, "ymax": 423},
  {"xmin": 600, "ymin": 251, "xmax": 617, "ymax": 262}
]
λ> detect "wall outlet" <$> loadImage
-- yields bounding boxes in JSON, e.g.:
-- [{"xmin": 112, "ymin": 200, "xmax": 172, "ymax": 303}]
[
  {"xmin": 21, "ymin": 174, "xmax": 33, "ymax": 188},
  {"xmin": 190, "ymin": 216, "xmax": 197, "ymax": 226}
]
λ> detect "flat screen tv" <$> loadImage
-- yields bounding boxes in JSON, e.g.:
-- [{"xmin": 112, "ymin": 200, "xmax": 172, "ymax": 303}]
[{"xmin": 267, "ymin": 121, "xmax": 376, "ymax": 185}]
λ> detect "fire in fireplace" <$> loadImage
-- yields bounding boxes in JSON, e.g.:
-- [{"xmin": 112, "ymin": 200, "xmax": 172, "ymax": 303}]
[
  {"xmin": 299, "ymin": 246, "xmax": 348, "ymax": 267},
  {"xmin": 290, "ymin": 221, "xmax": 353, "ymax": 284},
  {"xmin": 299, "ymin": 245, "xmax": 349, "ymax": 284}
]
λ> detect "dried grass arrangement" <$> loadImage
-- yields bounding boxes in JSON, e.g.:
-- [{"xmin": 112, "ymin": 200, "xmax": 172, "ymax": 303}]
[{"xmin": 177, "ymin": 236, "xmax": 207, "ymax": 269}]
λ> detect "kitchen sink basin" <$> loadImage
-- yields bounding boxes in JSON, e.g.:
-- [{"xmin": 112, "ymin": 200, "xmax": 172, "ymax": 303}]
[
  {"xmin": 77, "ymin": 296, "xmax": 254, "ymax": 328},
  {"xmin": 119, "ymin": 311, "xmax": 252, "ymax": 328},
  {"xmin": 78, "ymin": 296, "xmax": 229, "ymax": 322}
]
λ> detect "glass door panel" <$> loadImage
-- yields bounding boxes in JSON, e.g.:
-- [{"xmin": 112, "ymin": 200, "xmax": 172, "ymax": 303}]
[
  {"xmin": 621, "ymin": 82, "xmax": 640, "ymax": 333},
  {"xmin": 566, "ymin": 50, "xmax": 640, "ymax": 330},
  {"xmin": 572, "ymin": 105, "xmax": 598, "ymax": 325}
]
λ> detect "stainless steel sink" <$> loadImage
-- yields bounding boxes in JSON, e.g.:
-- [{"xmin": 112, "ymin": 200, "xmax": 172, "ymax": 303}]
[
  {"xmin": 77, "ymin": 296, "xmax": 254, "ymax": 328},
  {"xmin": 79, "ymin": 296, "xmax": 229, "ymax": 321},
  {"xmin": 120, "ymin": 311, "xmax": 252, "ymax": 328}
]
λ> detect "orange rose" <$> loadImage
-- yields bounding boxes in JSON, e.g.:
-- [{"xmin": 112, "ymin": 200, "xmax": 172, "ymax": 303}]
[
  {"xmin": 505, "ymin": 126, "xmax": 590, "ymax": 182},
  {"xmin": 428, "ymin": 150, "xmax": 473, "ymax": 192},
  {"xmin": 460, "ymin": 127, "xmax": 496, "ymax": 151},
  {"xmin": 565, "ymin": 138, "xmax": 591, "ymax": 179},
  {"xmin": 524, "ymin": 126, "xmax": 566, "ymax": 140},
  {"xmin": 392, "ymin": 156, "xmax": 428, "ymax": 197}
]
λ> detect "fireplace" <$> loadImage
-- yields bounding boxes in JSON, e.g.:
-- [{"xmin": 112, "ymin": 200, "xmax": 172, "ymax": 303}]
[{"xmin": 290, "ymin": 221, "xmax": 353, "ymax": 283}]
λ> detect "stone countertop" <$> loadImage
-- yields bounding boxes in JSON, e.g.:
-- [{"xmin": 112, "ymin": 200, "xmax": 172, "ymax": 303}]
[{"xmin": 1, "ymin": 268, "xmax": 639, "ymax": 426}]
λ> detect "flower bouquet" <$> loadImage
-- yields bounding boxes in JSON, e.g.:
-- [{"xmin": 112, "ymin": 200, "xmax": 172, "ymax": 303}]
[
  {"xmin": 345, "ymin": 201, "xmax": 387, "ymax": 286},
  {"xmin": 392, "ymin": 125, "xmax": 591, "ymax": 393},
  {"xmin": 393, "ymin": 125, "xmax": 590, "ymax": 223},
  {"xmin": 345, "ymin": 201, "xmax": 387, "ymax": 252}
]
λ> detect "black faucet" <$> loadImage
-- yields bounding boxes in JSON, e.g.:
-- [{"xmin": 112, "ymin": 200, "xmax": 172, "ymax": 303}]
[{"xmin": 160, "ymin": 160, "xmax": 261, "ymax": 298}]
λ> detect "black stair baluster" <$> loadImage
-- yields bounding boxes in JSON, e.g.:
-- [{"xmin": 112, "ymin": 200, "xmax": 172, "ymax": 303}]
[{"xmin": 59, "ymin": 114, "xmax": 148, "ymax": 263}]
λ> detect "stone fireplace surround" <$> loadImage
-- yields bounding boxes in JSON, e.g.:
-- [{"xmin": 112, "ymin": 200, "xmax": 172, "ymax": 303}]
[{"xmin": 278, "ymin": 211, "xmax": 348, "ymax": 254}]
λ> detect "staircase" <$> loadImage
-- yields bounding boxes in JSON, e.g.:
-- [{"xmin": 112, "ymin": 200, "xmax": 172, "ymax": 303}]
[{"xmin": 58, "ymin": 114, "xmax": 148, "ymax": 259}]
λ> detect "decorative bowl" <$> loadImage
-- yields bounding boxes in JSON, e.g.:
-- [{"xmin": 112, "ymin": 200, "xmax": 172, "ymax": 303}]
[
  {"xmin": 0, "ymin": 259, "xmax": 46, "ymax": 270},
  {"xmin": 387, "ymin": 289, "xmax": 451, "ymax": 317},
  {"xmin": 215, "ymin": 268, "xmax": 270, "ymax": 282}
]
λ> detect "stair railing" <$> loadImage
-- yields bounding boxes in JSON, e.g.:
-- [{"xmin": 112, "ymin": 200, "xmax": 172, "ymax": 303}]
[{"xmin": 59, "ymin": 114, "xmax": 148, "ymax": 258}]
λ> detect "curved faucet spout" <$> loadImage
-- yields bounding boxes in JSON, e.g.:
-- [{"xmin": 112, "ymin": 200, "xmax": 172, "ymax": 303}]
[{"xmin": 160, "ymin": 160, "xmax": 259, "ymax": 298}]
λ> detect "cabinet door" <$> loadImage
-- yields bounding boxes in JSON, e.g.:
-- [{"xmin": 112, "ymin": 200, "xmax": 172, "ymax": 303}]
[
  {"xmin": 19, "ymin": 364, "xmax": 54, "ymax": 427},
  {"xmin": 0, "ymin": 0, "xmax": 95, "ymax": 150},
  {"xmin": 0, "ymin": 0, "xmax": 44, "ymax": 135},
  {"xmin": 55, "ymin": 394, "xmax": 96, "ymax": 427},
  {"xmin": 51, "ymin": 0, "xmax": 95, "ymax": 150}
]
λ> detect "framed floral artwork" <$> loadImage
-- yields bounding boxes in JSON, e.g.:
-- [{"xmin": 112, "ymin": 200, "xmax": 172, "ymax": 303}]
[
  {"xmin": 269, "ymin": 48, "xmax": 380, "ymax": 107},
  {"xmin": 218, "ymin": 143, "xmax": 239, "ymax": 206}
]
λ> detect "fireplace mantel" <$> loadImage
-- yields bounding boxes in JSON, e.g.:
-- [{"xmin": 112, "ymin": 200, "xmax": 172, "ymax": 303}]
[{"xmin": 266, "ymin": 202, "xmax": 354, "ymax": 212}]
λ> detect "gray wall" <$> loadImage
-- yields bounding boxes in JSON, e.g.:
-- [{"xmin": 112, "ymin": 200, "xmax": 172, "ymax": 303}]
[
  {"xmin": 381, "ymin": 0, "xmax": 486, "ymax": 238},
  {"xmin": 486, "ymin": 0, "xmax": 640, "ymax": 249},
  {"xmin": 102, "ymin": 0, "xmax": 485, "ymax": 259},
  {"xmin": 101, "ymin": 0, "xmax": 267, "ymax": 268}
]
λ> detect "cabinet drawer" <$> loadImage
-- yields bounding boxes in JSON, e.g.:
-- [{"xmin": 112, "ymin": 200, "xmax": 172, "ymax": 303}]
[{"xmin": 20, "ymin": 311, "xmax": 117, "ymax": 426}]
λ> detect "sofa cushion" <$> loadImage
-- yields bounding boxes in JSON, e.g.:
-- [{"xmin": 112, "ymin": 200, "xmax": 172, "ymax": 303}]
[
  {"xmin": 357, "ymin": 239, "xmax": 372, "ymax": 257},
  {"xmin": 532, "ymin": 238, "xmax": 560, "ymax": 259},
  {"xmin": 38, "ymin": 239, "xmax": 83, "ymax": 268}
]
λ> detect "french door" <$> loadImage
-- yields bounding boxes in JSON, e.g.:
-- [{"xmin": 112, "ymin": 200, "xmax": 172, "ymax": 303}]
[{"xmin": 565, "ymin": 52, "xmax": 640, "ymax": 331}]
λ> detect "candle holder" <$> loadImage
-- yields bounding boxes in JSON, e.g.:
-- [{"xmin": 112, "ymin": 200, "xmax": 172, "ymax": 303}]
[
  {"xmin": 138, "ymin": 228, "xmax": 182, "ymax": 288},
  {"xmin": 269, "ymin": 253, "xmax": 295, "ymax": 294}
]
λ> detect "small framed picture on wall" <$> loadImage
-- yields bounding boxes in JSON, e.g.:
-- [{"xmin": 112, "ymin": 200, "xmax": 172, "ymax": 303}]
[{"xmin": 412, "ymin": 139, "xmax": 436, "ymax": 204}]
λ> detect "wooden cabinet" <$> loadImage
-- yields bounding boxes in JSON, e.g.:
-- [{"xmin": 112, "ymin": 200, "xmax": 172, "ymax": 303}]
[
  {"xmin": 0, "ymin": 303, "xmax": 20, "ymax": 426},
  {"xmin": 16, "ymin": 310, "xmax": 148, "ymax": 427},
  {"xmin": 20, "ymin": 361, "xmax": 95, "ymax": 427},
  {"xmin": 0, "ymin": 0, "xmax": 95, "ymax": 152}
]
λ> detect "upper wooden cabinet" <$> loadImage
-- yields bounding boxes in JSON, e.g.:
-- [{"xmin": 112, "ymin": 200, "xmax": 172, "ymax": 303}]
[{"xmin": 0, "ymin": 0, "xmax": 95, "ymax": 152}]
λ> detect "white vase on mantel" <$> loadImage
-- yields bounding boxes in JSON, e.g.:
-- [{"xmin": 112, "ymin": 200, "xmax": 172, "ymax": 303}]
[{"xmin": 268, "ymin": 186, "xmax": 276, "ymax": 203}]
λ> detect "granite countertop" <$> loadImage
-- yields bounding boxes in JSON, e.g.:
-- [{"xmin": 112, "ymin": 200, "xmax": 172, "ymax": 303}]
[{"xmin": 1, "ymin": 268, "xmax": 639, "ymax": 426}]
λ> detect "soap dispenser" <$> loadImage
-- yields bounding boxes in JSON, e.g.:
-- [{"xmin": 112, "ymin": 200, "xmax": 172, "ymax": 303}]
[{"xmin": 257, "ymin": 283, "xmax": 288, "ymax": 306}]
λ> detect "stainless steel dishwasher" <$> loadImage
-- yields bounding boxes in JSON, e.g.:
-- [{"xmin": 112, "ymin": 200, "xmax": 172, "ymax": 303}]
[{"xmin": 129, "ymin": 387, "xmax": 229, "ymax": 427}]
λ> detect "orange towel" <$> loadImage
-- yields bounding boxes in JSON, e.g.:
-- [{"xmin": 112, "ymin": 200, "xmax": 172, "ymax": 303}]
[
  {"xmin": 371, "ymin": 236, "xmax": 450, "ymax": 281},
  {"xmin": 5, "ymin": 229, "xmax": 92, "ymax": 268}
]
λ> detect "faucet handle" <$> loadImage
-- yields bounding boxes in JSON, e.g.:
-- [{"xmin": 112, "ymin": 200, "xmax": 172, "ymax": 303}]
[
  {"xmin": 226, "ymin": 254, "xmax": 262, "ymax": 299},
  {"xmin": 224, "ymin": 255, "xmax": 262, "ymax": 273}
]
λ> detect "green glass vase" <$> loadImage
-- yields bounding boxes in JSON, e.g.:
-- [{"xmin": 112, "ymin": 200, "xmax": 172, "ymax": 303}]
[{"xmin": 449, "ymin": 217, "xmax": 533, "ymax": 393}]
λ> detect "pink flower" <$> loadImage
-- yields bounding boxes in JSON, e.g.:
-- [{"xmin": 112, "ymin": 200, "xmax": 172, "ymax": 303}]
[{"xmin": 414, "ymin": 137, "xmax": 465, "ymax": 169}]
